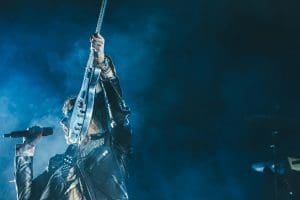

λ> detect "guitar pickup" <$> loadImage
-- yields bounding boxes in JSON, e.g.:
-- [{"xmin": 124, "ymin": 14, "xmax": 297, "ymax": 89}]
[{"xmin": 77, "ymin": 114, "xmax": 85, "ymax": 118}]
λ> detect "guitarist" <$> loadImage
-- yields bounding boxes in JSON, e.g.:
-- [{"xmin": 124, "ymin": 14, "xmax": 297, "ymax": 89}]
[{"xmin": 14, "ymin": 34, "xmax": 132, "ymax": 200}]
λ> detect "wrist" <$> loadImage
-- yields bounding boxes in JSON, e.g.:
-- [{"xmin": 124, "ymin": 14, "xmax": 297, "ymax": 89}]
[
  {"xmin": 97, "ymin": 57, "xmax": 116, "ymax": 79},
  {"xmin": 96, "ymin": 54, "xmax": 105, "ymax": 64},
  {"xmin": 16, "ymin": 144, "xmax": 36, "ymax": 157}
]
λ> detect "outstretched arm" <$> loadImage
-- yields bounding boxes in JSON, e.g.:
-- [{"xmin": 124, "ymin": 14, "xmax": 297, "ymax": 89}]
[
  {"xmin": 15, "ymin": 144, "xmax": 35, "ymax": 200},
  {"xmin": 14, "ymin": 127, "xmax": 50, "ymax": 200}
]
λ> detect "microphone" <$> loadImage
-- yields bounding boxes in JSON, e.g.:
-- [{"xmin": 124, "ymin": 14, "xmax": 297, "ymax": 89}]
[{"xmin": 3, "ymin": 126, "xmax": 53, "ymax": 138}]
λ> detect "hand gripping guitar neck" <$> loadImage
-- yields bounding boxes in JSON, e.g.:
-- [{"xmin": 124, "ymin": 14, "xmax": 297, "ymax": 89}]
[{"xmin": 68, "ymin": 0, "xmax": 108, "ymax": 144}]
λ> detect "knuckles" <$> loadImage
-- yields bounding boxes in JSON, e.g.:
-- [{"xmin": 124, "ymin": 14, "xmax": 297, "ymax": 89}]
[
  {"xmin": 90, "ymin": 34, "xmax": 105, "ymax": 53},
  {"xmin": 91, "ymin": 35, "xmax": 105, "ymax": 44}
]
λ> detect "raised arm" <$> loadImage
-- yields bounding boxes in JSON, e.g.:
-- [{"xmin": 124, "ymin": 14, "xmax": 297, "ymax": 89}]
[{"xmin": 92, "ymin": 34, "xmax": 132, "ymax": 153}]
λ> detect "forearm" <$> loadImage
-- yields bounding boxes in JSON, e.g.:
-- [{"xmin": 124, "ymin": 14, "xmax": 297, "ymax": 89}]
[
  {"xmin": 15, "ymin": 144, "xmax": 35, "ymax": 200},
  {"xmin": 98, "ymin": 57, "xmax": 132, "ymax": 154},
  {"xmin": 99, "ymin": 57, "xmax": 130, "ymax": 126},
  {"xmin": 97, "ymin": 56, "xmax": 116, "ymax": 80}
]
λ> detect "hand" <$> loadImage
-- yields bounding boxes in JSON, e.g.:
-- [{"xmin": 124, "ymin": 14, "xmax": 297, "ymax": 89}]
[
  {"xmin": 90, "ymin": 33, "xmax": 105, "ymax": 63},
  {"xmin": 90, "ymin": 33, "xmax": 115, "ymax": 79},
  {"xmin": 23, "ymin": 126, "xmax": 44, "ymax": 145},
  {"xmin": 16, "ymin": 126, "xmax": 43, "ymax": 156}
]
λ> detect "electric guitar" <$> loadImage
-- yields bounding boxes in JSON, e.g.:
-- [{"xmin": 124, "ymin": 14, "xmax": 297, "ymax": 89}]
[{"xmin": 68, "ymin": 0, "xmax": 108, "ymax": 144}]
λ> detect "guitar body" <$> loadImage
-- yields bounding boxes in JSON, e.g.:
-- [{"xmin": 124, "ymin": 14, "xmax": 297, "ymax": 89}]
[
  {"xmin": 68, "ymin": 54, "xmax": 101, "ymax": 144},
  {"xmin": 80, "ymin": 65, "xmax": 101, "ymax": 140}
]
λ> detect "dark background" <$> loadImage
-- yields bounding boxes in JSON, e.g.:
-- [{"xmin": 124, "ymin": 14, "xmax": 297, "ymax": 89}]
[{"xmin": 0, "ymin": 0, "xmax": 300, "ymax": 199}]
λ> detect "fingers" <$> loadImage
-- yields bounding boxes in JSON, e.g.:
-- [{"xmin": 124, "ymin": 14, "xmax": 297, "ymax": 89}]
[
  {"xmin": 24, "ymin": 134, "xmax": 42, "ymax": 145},
  {"xmin": 90, "ymin": 34, "xmax": 105, "ymax": 53},
  {"xmin": 16, "ymin": 143, "xmax": 36, "ymax": 156},
  {"xmin": 90, "ymin": 34, "xmax": 105, "ymax": 45},
  {"xmin": 91, "ymin": 42, "xmax": 103, "ymax": 52},
  {"xmin": 90, "ymin": 34, "xmax": 105, "ymax": 63},
  {"xmin": 23, "ymin": 126, "xmax": 43, "ymax": 145}
]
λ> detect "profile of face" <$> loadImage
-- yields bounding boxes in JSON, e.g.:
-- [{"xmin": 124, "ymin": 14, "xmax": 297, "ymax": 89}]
[
  {"xmin": 60, "ymin": 97, "xmax": 76, "ymax": 144},
  {"xmin": 59, "ymin": 97, "xmax": 102, "ymax": 144}
]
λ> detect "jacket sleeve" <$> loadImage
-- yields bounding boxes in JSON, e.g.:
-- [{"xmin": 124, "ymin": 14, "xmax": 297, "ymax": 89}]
[
  {"xmin": 101, "ymin": 57, "xmax": 132, "ymax": 156},
  {"xmin": 15, "ymin": 145, "xmax": 51, "ymax": 200},
  {"xmin": 15, "ymin": 154, "xmax": 33, "ymax": 200}
]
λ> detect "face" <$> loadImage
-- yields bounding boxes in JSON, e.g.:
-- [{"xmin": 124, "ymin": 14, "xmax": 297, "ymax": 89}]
[
  {"xmin": 60, "ymin": 97, "xmax": 104, "ymax": 144},
  {"xmin": 60, "ymin": 118, "xmax": 68, "ymax": 134},
  {"xmin": 60, "ymin": 116, "xmax": 71, "ymax": 144},
  {"xmin": 60, "ymin": 97, "xmax": 76, "ymax": 144}
]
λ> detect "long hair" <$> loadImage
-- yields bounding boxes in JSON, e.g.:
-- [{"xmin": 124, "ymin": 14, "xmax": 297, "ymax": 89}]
[{"xmin": 62, "ymin": 96, "xmax": 77, "ymax": 117}]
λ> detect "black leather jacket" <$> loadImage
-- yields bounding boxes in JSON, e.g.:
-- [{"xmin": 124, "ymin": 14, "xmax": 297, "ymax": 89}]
[{"xmin": 15, "ymin": 58, "xmax": 132, "ymax": 200}]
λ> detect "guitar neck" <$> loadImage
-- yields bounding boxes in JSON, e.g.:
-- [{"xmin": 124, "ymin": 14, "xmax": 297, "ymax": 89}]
[
  {"xmin": 95, "ymin": 0, "xmax": 107, "ymax": 34},
  {"xmin": 86, "ymin": 0, "xmax": 108, "ymax": 68}
]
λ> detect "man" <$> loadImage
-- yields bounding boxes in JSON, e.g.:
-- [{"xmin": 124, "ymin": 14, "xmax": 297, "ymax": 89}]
[{"xmin": 14, "ymin": 34, "xmax": 132, "ymax": 200}]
